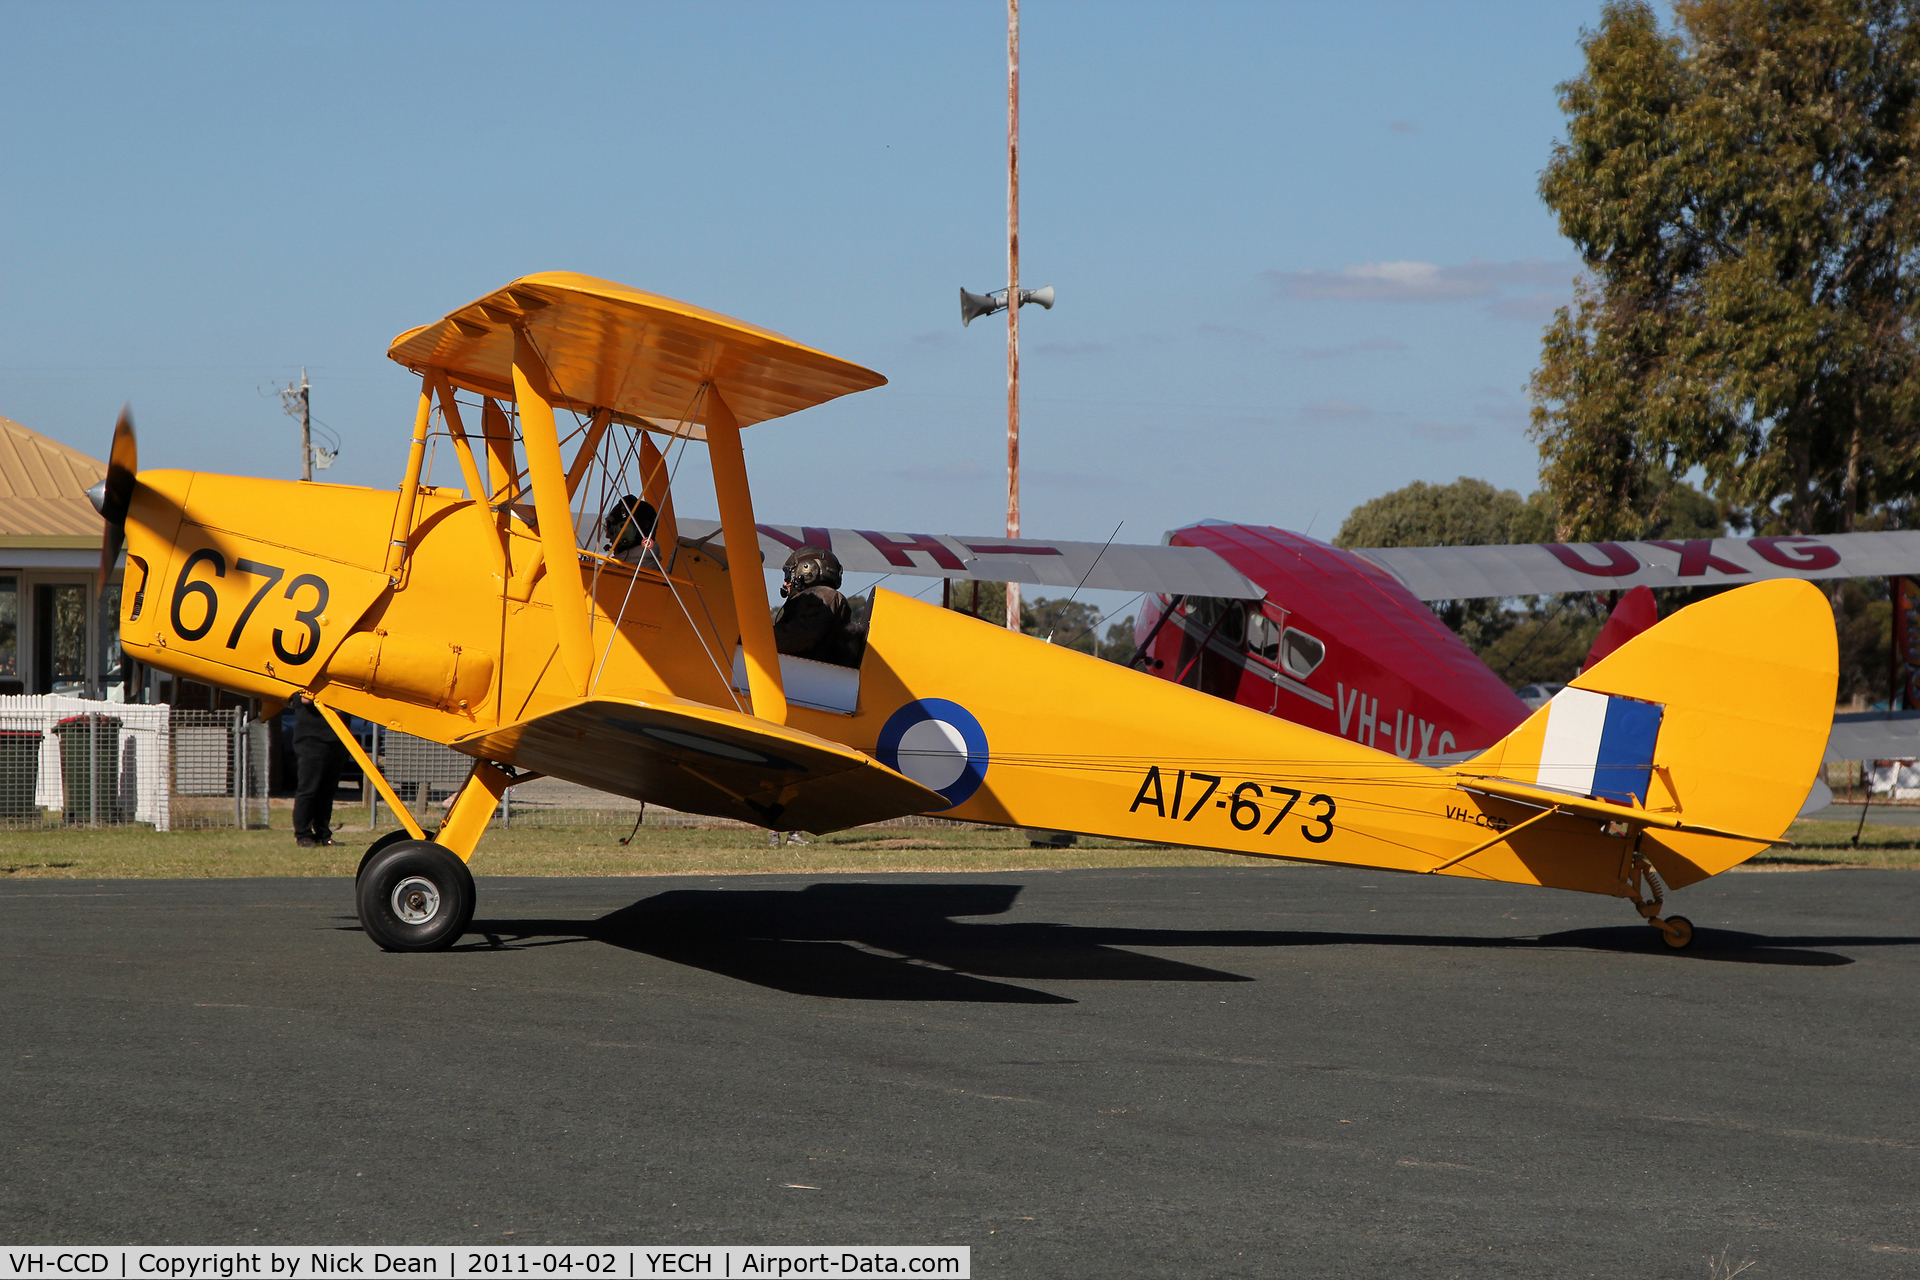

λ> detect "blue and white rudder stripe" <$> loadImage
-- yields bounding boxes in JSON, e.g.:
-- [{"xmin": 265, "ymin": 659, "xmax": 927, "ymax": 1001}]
[{"xmin": 1535, "ymin": 687, "xmax": 1664, "ymax": 805}]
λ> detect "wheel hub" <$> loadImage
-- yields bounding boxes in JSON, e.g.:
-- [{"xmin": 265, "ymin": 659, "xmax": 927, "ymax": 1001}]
[{"xmin": 391, "ymin": 875, "xmax": 442, "ymax": 924}]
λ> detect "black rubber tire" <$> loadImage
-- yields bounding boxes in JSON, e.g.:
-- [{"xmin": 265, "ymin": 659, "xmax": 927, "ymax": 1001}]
[
  {"xmin": 1661, "ymin": 915, "xmax": 1694, "ymax": 949},
  {"xmin": 356, "ymin": 840, "xmax": 475, "ymax": 952},
  {"xmin": 356, "ymin": 828, "xmax": 437, "ymax": 883}
]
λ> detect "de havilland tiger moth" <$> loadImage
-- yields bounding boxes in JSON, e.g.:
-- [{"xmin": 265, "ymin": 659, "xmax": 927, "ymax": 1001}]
[{"xmin": 92, "ymin": 272, "xmax": 1837, "ymax": 952}]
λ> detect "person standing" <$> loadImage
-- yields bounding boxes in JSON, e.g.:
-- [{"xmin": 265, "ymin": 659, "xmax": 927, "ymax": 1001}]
[{"xmin": 291, "ymin": 693, "xmax": 350, "ymax": 847}]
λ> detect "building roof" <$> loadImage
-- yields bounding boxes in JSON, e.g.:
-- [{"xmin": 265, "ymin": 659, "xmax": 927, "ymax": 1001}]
[{"xmin": 0, "ymin": 413, "xmax": 106, "ymax": 547}]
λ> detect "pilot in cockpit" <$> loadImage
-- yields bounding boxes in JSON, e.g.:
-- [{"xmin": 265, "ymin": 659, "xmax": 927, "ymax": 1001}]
[
  {"xmin": 772, "ymin": 546, "xmax": 864, "ymax": 669},
  {"xmin": 604, "ymin": 494, "xmax": 659, "ymax": 564}
]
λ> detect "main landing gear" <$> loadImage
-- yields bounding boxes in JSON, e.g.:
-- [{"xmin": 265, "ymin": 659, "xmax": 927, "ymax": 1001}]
[
  {"xmin": 1626, "ymin": 850, "xmax": 1693, "ymax": 950},
  {"xmin": 313, "ymin": 728, "xmax": 515, "ymax": 952},
  {"xmin": 356, "ymin": 838, "xmax": 476, "ymax": 951}
]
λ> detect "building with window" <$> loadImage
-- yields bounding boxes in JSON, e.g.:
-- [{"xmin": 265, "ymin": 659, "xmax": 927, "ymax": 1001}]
[{"xmin": 0, "ymin": 413, "xmax": 118, "ymax": 698}]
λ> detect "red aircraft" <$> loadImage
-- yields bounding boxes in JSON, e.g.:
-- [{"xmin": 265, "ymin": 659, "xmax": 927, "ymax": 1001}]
[
  {"xmin": 715, "ymin": 518, "xmax": 1916, "ymax": 769},
  {"xmin": 1130, "ymin": 523, "xmax": 1531, "ymax": 762},
  {"xmin": 1129, "ymin": 522, "xmax": 1686, "ymax": 764}
]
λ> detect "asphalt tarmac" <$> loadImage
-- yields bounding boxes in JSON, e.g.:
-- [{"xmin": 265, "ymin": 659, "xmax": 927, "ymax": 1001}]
[{"xmin": 2, "ymin": 864, "xmax": 1916, "ymax": 1278}]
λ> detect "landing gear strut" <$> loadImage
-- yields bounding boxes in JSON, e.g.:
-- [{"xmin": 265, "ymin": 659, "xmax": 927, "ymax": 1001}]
[{"xmin": 1627, "ymin": 850, "xmax": 1693, "ymax": 949}]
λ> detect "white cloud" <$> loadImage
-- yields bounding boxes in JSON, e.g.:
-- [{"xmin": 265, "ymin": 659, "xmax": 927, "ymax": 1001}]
[
  {"xmin": 1389, "ymin": 120, "xmax": 1419, "ymax": 134},
  {"xmin": 1266, "ymin": 257, "xmax": 1578, "ymax": 308},
  {"xmin": 1446, "ymin": 259, "xmax": 1579, "ymax": 291},
  {"xmin": 1270, "ymin": 260, "xmax": 1474, "ymax": 302}
]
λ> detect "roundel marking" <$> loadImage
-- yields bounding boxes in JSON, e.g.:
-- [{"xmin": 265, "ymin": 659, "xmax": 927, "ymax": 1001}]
[{"xmin": 876, "ymin": 698, "xmax": 989, "ymax": 809}]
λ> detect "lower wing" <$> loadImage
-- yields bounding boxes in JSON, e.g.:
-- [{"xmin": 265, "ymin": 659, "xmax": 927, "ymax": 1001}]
[{"xmin": 453, "ymin": 694, "xmax": 944, "ymax": 832}]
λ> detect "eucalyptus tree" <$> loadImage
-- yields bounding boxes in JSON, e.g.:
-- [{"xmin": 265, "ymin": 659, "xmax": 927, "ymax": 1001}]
[{"xmin": 1532, "ymin": 0, "xmax": 1920, "ymax": 539}]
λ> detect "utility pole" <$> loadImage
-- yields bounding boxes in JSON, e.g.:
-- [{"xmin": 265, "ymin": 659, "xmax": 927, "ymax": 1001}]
[
  {"xmin": 1005, "ymin": 0, "xmax": 1021, "ymax": 633},
  {"xmin": 280, "ymin": 368, "xmax": 313, "ymax": 481},
  {"xmin": 959, "ymin": 0, "xmax": 1051, "ymax": 627},
  {"xmin": 297, "ymin": 366, "xmax": 311, "ymax": 482}
]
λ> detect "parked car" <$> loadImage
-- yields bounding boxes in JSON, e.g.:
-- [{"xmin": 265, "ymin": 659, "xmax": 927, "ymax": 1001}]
[{"xmin": 1514, "ymin": 682, "xmax": 1565, "ymax": 711}]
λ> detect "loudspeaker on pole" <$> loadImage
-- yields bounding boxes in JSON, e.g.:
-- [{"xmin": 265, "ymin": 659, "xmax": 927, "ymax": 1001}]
[{"xmin": 960, "ymin": 288, "xmax": 1002, "ymax": 327}]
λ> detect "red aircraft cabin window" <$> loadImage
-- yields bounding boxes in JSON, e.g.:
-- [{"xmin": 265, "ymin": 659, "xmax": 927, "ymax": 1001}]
[
  {"xmin": 1279, "ymin": 628, "xmax": 1326, "ymax": 680},
  {"xmin": 1246, "ymin": 609, "xmax": 1280, "ymax": 662}
]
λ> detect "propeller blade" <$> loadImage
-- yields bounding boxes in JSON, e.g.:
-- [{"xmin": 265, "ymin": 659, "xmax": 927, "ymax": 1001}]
[
  {"xmin": 95, "ymin": 405, "xmax": 137, "ymax": 581},
  {"xmin": 98, "ymin": 521, "xmax": 125, "ymax": 584}
]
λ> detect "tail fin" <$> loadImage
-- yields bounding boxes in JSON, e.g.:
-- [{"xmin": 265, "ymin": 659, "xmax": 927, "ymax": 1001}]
[
  {"xmin": 1451, "ymin": 579, "xmax": 1836, "ymax": 884},
  {"xmin": 1581, "ymin": 583, "xmax": 1658, "ymax": 672}
]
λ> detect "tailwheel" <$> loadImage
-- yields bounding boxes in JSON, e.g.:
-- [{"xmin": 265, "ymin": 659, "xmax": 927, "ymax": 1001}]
[
  {"xmin": 356, "ymin": 839, "xmax": 475, "ymax": 952},
  {"xmin": 1658, "ymin": 915, "xmax": 1694, "ymax": 949},
  {"xmin": 1625, "ymin": 851, "xmax": 1694, "ymax": 950}
]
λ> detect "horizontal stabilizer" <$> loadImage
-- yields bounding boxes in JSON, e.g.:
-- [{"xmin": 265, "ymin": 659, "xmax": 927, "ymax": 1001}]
[
  {"xmin": 1454, "ymin": 774, "xmax": 1773, "ymax": 844},
  {"xmin": 452, "ymin": 694, "xmax": 946, "ymax": 832}
]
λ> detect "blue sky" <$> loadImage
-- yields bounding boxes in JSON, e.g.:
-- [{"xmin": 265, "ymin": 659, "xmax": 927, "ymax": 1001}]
[{"xmin": 1, "ymin": 0, "xmax": 1604, "ymax": 611}]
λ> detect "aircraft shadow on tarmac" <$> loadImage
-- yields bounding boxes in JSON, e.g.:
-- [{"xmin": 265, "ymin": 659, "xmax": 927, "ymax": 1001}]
[{"xmin": 444, "ymin": 882, "xmax": 1906, "ymax": 1001}]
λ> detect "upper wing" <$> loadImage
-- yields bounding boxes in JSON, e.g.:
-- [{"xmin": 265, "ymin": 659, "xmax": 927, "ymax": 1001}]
[
  {"xmin": 387, "ymin": 271, "xmax": 885, "ymax": 429},
  {"xmin": 1353, "ymin": 531, "xmax": 1920, "ymax": 601},
  {"xmin": 452, "ymin": 693, "xmax": 946, "ymax": 832},
  {"xmin": 679, "ymin": 518, "xmax": 1264, "ymax": 600}
]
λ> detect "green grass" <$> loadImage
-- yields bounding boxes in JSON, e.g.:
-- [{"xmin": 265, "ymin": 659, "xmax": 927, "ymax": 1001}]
[
  {"xmin": 1753, "ymin": 818, "xmax": 1920, "ymax": 870},
  {"xmin": 6, "ymin": 811, "xmax": 1918, "ymax": 879},
  {"xmin": 0, "ymin": 821, "xmax": 1258, "ymax": 879}
]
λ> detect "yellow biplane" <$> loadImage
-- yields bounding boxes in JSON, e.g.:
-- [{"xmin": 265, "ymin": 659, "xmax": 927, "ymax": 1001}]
[{"xmin": 97, "ymin": 273, "xmax": 1836, "ymax": 952}]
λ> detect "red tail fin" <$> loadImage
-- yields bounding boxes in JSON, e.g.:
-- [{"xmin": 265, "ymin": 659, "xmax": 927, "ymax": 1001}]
[{"xmin": 1582, "ymin": 585, "xmax": 1658, "ymax": 672}]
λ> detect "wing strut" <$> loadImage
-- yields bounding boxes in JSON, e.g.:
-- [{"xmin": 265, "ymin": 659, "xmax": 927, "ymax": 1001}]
[
  {"xmin": 385, "ymin": 376, "xmax": 433, "ymax": 577},
  {"xmin": 1126, "ymin": 595, "xmax": 1184, "ymax": 669},
  {"xmin": 428, "ymin": 372, "xmax": 507, "ymax": 581},
  {"xmin": 513, "ymin": 328, "xmax": 595, "ymax": 697},
  {"xmin": 706, "ymin": 384, "xmax": 788, "ymax": 724},
  {"xmin": 565, "ymin": 408, "xmax": 613, "ymax": 500},
  {"xmin": 312, "ymin": 700, "xmax": 426, "ymax": 842}
]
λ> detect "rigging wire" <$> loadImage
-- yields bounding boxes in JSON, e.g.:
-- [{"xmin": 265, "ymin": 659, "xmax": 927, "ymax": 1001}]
[
  {"xmin": 1051, "ymin": 519, "xmax": 1124, "ymax": 632},
  {"xmin": 581, "ymin": 384, "xmax": 745, "ymax": 713},
  {"xmin": 650, "ymin": 391, "xmax": 750, "ymax": 710},
  {"xmin": 1051, "ymin": 591, "xmax": 1145, "ymax": 653},
  {"xmin": 505, "ymin": 325, "xmax": 733, "ymax": 708}
]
